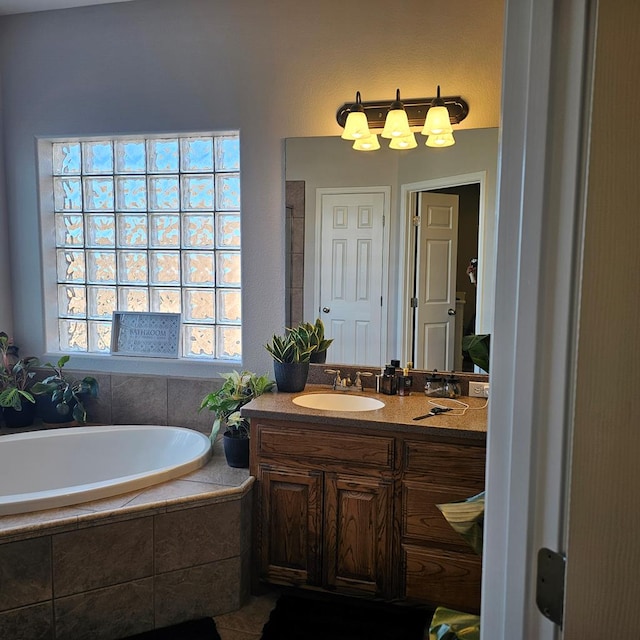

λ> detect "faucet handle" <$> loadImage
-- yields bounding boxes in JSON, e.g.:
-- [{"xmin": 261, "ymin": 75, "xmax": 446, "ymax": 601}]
[
  {"xmin": 353, "ymin": 371, "xmax": 373, "ymax": 391},
  {"xmin": 324, "ymin": 368, "xmax": 341, "ymax": 388}
]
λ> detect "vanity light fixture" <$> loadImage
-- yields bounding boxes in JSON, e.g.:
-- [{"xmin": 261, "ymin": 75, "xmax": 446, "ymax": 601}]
[{"xmin": 336, "ymin": 87, "xmax": 469, "ymax": 151}]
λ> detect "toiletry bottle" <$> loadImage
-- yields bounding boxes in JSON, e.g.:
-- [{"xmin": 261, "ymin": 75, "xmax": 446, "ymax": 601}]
[
  {"xmin": 380, "ymin": 365, "xmax": 397, "ymax": 395},
  {"xmin": 424, "ymin": 370, "xmax": 442, "ymax": 397},
  {"xmin": 397, "ymin": 362, "xmax": 413, "ymax": 396}
]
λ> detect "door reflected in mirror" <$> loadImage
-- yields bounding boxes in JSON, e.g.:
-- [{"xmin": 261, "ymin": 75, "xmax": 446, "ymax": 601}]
[{"xmin": 285, "ymin": 129, "xmax": 499, "ymax": 371}]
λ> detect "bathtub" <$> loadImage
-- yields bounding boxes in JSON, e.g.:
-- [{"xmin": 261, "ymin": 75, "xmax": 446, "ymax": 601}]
[{"xmin": 0, "ymin": 425, "xmax": 212, "ymax": 516}]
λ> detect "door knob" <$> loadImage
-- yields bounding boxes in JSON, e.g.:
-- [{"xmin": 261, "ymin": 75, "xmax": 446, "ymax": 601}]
[
  {"xmin": 448, "ymin": 308, "xmax": 456, "ymax": 316},
  {"xmin": 322, "ymin": 307, "xmax": 330, "ymax": 313}
]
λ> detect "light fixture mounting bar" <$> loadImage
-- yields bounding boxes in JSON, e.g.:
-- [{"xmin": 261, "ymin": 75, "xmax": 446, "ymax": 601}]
[{"xmin": 336, "ymin": 95, "xmax": 469, "ymax": 129}]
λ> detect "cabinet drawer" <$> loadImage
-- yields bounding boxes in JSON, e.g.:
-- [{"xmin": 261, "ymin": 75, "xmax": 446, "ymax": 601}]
[
  {"xmin": 403, "ymin": 440, "xmax": 485, "ymax": 485},
  {"xmin": 402, "ymin": 481, "xmax": 483, "ymax": 547},
  {"xmin": 257, "ymin": 425, "xmax": 394, "ymax": 469},
  {"xmin": 403, "ymin": 544, "xmax": 481, "ymax": 613}
]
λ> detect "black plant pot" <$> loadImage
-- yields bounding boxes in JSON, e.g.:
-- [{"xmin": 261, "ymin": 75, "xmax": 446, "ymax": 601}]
[
  {"xmin": 273, "ymin": 361, "xmax": 309, "ymax": 393},
  {"xmin": 35, "ymin": 395, "xmax": 76, "ymax": 424},
  {"xmin": 222, "ymin": 432, "xmax": 250, "ymax": 468},
  {"xmin": 310, "ymin": 350, "xmax": 327, "ymax": 364},
  {"xmin": 2, "ymin": 401, "xmax": 36, "ymax": 428}
]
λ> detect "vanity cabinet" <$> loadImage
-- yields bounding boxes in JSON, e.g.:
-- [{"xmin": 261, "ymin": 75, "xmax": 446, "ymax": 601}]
[
  {"xmin": 400, "ymin": 438, "xmax": 486, "ymax": 613},
  {"xmin": 250, "ymin": 416, "xmax": 485, "ymax": 611},
  {"xmin": 251, "ymin": 419, "xmax": 395, "ymax": 598}
]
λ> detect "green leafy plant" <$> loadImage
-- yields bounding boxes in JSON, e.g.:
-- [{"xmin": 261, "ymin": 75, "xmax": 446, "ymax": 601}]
[
  {"xmin": 0, "ymin": 332, "xmax": 39, "ymax": 411},
  {"xmin": 264, "ymin": 330, "xmax": 314, "ymax": 363},
  {"xmin": 462, "ymin": 333, "xmax": 490, "ymax": 373},
  {"xmin": 300, "ymin": 318, "xmax": 333, "ymax": 355},
  {"xmin": 199, "ymin": 370, "xmax": 275, "ymax": 441},
  {"xmin": 31, "ymin": 355, "xmax": 99, "ymax": 424}
]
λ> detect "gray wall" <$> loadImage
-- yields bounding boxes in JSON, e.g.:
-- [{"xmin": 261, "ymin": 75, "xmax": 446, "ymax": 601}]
[{"xmin": 0, "ymin": 0, "xmax": 503, "ymax": 376}]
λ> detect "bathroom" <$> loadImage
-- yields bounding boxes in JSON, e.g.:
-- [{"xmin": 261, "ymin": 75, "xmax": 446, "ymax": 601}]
[{"xmin": 1, "ymin": 0, "xmax": 638, "ymax": 639}]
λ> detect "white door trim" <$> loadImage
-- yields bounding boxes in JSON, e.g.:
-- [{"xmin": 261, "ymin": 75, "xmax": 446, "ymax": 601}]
[
  {"xmin": 482, "ymin": 0, "xmax": 592, "ymax": 638},
  {"xmin": 314, "ymin": 186, "xmax": 391, "ymax": 366},
  {"xmin": 398, "ymin": 172, "xmax": 487, "ymax": 368}
]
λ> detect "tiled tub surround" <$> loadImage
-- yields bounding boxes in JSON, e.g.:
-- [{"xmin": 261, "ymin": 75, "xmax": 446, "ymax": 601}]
[{"xmin": 0, "ymin": 449, "xmax": 253, "ymax": 640}]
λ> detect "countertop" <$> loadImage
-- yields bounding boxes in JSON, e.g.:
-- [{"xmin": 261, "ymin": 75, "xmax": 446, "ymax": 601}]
[{"xmin": 241, "ymin": 385, "xmax": 488, "ymax": 441}]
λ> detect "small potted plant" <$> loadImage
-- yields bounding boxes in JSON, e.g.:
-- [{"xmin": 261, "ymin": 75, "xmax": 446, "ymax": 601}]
[
  {"xmin": 305, "ymin": 318, "xmax": 334, "ymax": 364},
  {"xmin": 264, "ymin": 323, "xmax": 317, "ymax": 392},
  {"xmin": 0, "ymin": 332, "xmax": 39, "ymax": 428},
  {"xmin": 31, "ymin": 355, "xmax": 99, "ymax": 424},
  {"xmin": 199, "ymin": 370, "xmax": 275, "ymax": 468}
]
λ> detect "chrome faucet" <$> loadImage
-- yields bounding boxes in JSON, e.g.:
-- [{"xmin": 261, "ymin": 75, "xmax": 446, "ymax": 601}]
[{"xmin": 325, "ymin": 369, "xmax": 372, "ymax": 392}]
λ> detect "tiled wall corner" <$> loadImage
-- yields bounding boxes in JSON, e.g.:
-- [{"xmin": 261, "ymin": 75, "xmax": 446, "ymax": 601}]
[
  {"xmin": 167, "ymin": 377, "xmax": 220, "ymax": 434},
  {"xmin": 155, "ymin": 501, "xmax": 241, "ymax": 574},
  {"xmin": 154, "ymin": 556, "xmax": 243, "ymax": 628}
]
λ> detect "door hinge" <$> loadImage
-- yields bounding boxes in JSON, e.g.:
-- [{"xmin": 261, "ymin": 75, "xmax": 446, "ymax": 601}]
[
  {"xmin": 536, "ymin": 547, "xmax": 566, "ymax": 628},
  {"xmin": 412, "ymin": 215, "xmax": 421, "ymax": 226},
  {"xmin": 410, "ymin": 297, "xmax": 418, "ymax": 308}
]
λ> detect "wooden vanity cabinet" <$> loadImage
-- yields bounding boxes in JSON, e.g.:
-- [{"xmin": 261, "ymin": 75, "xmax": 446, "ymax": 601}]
[
  {"xmin": 400, "ymin": 438, "xmax": 486, "ymax": 613},
  {"xmin": 250, "ymin": 417, "xmax": 486, "ymax": 611},
  {"xmin": 251, "ymin": 419, "xmax": 395, "ymax": 598}
]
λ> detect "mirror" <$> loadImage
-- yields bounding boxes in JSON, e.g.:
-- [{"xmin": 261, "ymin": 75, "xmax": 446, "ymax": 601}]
[{"xmin": 285, "ymin": 128, "xmax": 499, "ymax": 371}]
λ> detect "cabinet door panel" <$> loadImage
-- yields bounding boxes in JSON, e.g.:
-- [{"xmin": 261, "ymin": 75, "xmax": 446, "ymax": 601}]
[
  {"xmin": 259, "ymin": 466, "xmax": 323, "ymax": 586},
  {"xmin": 403, "ymin": 544, "xmax": 482, "ymax": 613},
  {"xmin": 324, "ymin": 473, "xmax": 393, "ymax": 597}
]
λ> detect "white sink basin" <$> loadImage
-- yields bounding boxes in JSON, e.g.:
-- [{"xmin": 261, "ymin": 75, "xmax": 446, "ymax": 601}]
[{"xmin": 292, "ymin": 393, "xmax": 385, "ymax": 412}]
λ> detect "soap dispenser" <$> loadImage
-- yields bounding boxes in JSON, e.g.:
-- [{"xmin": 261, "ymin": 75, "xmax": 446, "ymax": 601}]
[{"xmin": 380, "ymin": 365, "xmax": 398, "ymax": 395}]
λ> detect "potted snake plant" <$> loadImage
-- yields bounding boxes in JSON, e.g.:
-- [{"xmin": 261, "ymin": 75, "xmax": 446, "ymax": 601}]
[{"xmin": 264, "ymin": 323, "xmax": 317, "ymax": 392}]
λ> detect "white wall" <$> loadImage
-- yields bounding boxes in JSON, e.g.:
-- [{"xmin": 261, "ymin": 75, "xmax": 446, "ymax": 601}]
[{"xmin": 0, "ymin": 0, "xmax": 503, "ymax": 374}]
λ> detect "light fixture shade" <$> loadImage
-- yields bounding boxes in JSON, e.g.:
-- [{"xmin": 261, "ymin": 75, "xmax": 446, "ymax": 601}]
[
  {"xmin": 426, "ymin": 132, "xmax": 455, "ymax": 148},
  {"xmin": 342, "ymin": 111, "xmax": 370, "ymax": 140},
  {"xmin": 353, "ymin": 133, "xmax": 380, "ymax": 151},
  {"xmin": 382, "ymin": 109, "xmax": 411, "ymax": 139},
  {"xmin": 421, "ymin": 105, "xmax": 453, "ymax": 136},
  {"xmin": 381, "ymin": 89, "xmax": 412, "ymax": 139},
  {"xmin": 341, "ymin": 91, "xmax": 371, "ymax": 140},
  {"xmin": 389, "ymin": 132, "xmax": 418, "ymax": 150}
]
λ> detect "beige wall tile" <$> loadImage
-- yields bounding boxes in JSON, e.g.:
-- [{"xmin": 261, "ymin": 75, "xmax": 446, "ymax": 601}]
[
  {"xmin": 53, "ymin": 518, "xmax": 153, "ymax": 597},
  {"xmin": 155, "ymin": 557, "xmax": 242, "ymax": 627},
  {"xmin": 111, "ymin": 375, "xmax": 167, "ymax": 424},
  {"xmin": 0, "ymin": 537, "xmax": 51, "ymax": 611},
  {"xmin": 54, "ymin": 578, "xmax": 153, "ymax": 640},
  {"xmin": 0, "ymin": 602, "xmax": 53, "ymax": 640},
  {"xmin": 155, "ymin": 502, "xmax": 241, "ymax": 573}
]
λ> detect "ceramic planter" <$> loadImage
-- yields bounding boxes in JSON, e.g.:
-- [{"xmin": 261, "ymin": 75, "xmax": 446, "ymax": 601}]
[
  {"xmin": 273, "ymin": 361, "xmax": 309, "ymax": 393},
  {"xmin": 2, "ymin": 400, "xmax": 36, "ymax": 428},
  {"xmin": 222, "ymin": 431, "xmax": 250, "ymax": 468}
]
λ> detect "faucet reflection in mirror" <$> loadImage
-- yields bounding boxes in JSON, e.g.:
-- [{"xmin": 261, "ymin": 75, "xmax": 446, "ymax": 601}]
[{"xmin": 337, "ymin": 86, "xmax": 469, "ymax": 151}]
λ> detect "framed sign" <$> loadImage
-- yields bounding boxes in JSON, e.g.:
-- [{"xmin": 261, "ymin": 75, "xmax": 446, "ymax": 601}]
[{"xmin": 110, "ymin": 312, "xmax": 181, "ymax": 358}]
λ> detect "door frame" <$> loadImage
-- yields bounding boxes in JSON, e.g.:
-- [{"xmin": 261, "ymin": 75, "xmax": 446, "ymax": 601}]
[
  {"xmin": 398, "ymin": 172, "xmax": 487, "ymax": 367},
  {"xmin": 314, "ymin": 186, "xmax": 391, "ymax": 366}
]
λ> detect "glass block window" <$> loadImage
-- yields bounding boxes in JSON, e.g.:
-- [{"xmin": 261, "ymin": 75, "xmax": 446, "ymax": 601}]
[{"xmin": 47, "ymin": 133, "xmax": 241, "ymax": 360}]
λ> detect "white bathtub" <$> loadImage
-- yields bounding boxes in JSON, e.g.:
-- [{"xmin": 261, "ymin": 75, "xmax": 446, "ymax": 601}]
[{"xmin": 0, "ymin": 425, "xmax": 212, "ymax": 516}]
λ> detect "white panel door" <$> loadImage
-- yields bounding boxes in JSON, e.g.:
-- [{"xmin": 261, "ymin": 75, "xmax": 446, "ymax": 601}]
[
  {"xmin": 318, "ymin": 191, "xmax": 387, "ymax": 366},
  {"xmin": 414, "ymin": 192, "xmax": 459, "ymax": 370}
]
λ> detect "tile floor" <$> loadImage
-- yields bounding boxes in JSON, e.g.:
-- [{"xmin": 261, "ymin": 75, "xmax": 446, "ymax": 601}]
[{"xmin": 215, "ymin": 589, "xmax": 280, "ymax": 640}]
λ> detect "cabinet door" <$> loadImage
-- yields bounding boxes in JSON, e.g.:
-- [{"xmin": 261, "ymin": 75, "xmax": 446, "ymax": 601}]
[
  {"xmin": 258, "ymin": 465, "xmax": 323, "ymax": 587},
  {"xmin": 324, "ymin": 473, "xmax": 394, "ymax": 598}
]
